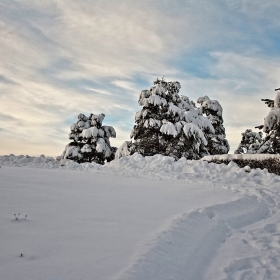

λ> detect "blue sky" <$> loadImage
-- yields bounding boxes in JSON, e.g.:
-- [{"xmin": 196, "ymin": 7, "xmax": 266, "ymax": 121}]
[{"xmin": 1, "ymin": 0, "xmax": 280, "ymax": 156}]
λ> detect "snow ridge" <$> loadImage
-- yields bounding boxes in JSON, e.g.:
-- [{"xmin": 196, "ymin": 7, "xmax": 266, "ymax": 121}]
[
  {"xmin": 1, "ymin": 153, "xmax": 279, "ymax": 188},
  {"xmin": 117, "ymin": 197, "xmax": 269, "ymax": 280},
  {"xmin": 2, "ymin": 153, "xmax": 280, "ymax": 279}
]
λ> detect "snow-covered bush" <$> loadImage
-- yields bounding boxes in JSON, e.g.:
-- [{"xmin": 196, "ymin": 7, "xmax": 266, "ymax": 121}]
[
  {"xmin": 60, "ymin": 113, "xmax": 117, "ymax": 164},
  {"xmin": 117, "ymin": 78, "xmax": 229, "ymax": 160},
  {"xmin": 235, "ymin": 90, "xmax": 280, "ymax": 155},
  {"xmin": 204, "ymin": 154, "xmax": 280, "ymax": 175}
]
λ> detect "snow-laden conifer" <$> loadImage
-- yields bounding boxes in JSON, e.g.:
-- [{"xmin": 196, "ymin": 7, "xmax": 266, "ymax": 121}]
[
  {"xmin": 197, "ymin": 95, "xmax": 230, "ymax": 155},
  {"xmin": 60, "ymin": 113, "xmax": 117, "ymax": 164},
  {"xmin": 234, "ymin": 129, "xmax": 263, "ymax": 154},
  {"xmin": 117, "ymin": 78, "xmax": 221, "ymax": 160},
  {"xmin": 235, "ymin": 90, "xmax": 280, "ymax": 154}
]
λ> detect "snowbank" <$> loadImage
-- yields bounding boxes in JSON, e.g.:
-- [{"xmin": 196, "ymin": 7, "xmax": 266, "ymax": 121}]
[
  {"xmin": 0, "ymin": 154, "xmax": 103, "ymax": 171},
  {"xmin": 1, "ymin": 153, "xmax": 279, "ymax": 185},
  {"xmin": 2, "ymin": 153, "xmax": 280, "ymax": 279},
  {"xmin": 203, "ymin": 154, "xmax": 280, "ymax": 175},
  {"xmin": 203, "ymin": 154, "xmax": 280, "ymax": 161}
]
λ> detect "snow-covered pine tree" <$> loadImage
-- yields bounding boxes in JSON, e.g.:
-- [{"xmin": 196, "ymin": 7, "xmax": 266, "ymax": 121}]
[
  {"xmin": 117, "ymin": 78, "xmax": 215, "ymax": 160},
  {"xmin": 197, "ymin": 96, "xmax": 230, "ymax": 155},
  {"xmin": 258, "ymin": 90, "xmax": 280, "ymax": 154},
  {"xmin": 235, "ymin": 90, "xmax": 280, "ymax": 154},
  {"xmin": 234, "ymin": 129, "xmax": 263, "ymax": 154},
  {"xmin": 60, "ymin": 113, "xmax": 117, "ymax": 164}
]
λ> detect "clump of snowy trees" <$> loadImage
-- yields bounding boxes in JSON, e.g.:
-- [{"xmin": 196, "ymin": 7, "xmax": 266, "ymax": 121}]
[
  {"xmin": 60, "ymin": 113, "xmax": 117, "ymax": 164},
  {"xmin": 116, "ymin": 78, "xmax": 229, "ymax": 160},
  {"xmin": 235, "ymin": 90, "xmax": 280, "ymax": 154}
]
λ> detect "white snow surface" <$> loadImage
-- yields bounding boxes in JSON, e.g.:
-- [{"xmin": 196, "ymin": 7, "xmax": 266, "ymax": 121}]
[
  {"xmin": 148, "ymin": 95, "xmax": 167, "ymax": 107},
  {"xmin": 204, "ymin": 153, "xmax": 280, "ymax": 161},
  {"xmin": 168, "ymin": 102, "xmax": 182, "ymax": 116},
  {"xmin": 160, "ymin": 121, "xmax": 178, "ymax": 137},
  {"xmin": 183, "ymin": 123, "xmax": 207, "ymax": 146},
  {"xmin": 144, "ymin": 118, "xmax": 161, "ymax": 128},
  {"xmin": 81, "ymin": 126, "xmax": 99, "ymax": 138},
  {"xmin": 115, "ymin": 141, "xmax": 132, "ymax": 160},
  {"xmin": 1, "ymin": 153, "xmax": 280, "ymax": 280},
  {"xmin": 183, "ymin": 110, "xmax": 214, "ymax": 133},
  {"xmin": 64, "ymin": 146, "xmax": 82, "ymax": 159},
  {"xmin": 201, "ymin": 99, "xmax": 223, "ymax": 116}
]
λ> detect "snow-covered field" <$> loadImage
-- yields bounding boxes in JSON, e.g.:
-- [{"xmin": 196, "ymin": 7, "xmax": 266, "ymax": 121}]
[{"xmin": 1, "ymin": 154, "xmax": 280, "ymax": 280}]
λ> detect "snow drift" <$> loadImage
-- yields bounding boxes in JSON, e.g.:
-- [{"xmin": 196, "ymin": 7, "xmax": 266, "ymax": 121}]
[{"xmin": 1, "ymin": 153, "xmax": 280, "ymax": 280}]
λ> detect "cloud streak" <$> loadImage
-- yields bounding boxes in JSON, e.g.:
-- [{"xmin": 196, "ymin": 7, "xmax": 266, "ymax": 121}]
[{"xmin": 1, "ymin": 0, "xmax": 280, "ymax": 156}]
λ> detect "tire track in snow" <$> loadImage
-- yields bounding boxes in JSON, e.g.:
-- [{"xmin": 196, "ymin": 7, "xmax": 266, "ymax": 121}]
[
  {"xmin": 116, "ymin": 196, "xmax": 269, "ymax": 280},
  {"xmin": 208, "ymin": 213, "xmax": 280, "ymax": 280}
]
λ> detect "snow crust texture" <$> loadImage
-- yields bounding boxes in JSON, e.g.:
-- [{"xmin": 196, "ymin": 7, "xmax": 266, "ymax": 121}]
[{"xmin": 1, "ymin": 153, "xmax": 280, "ymax": 280}]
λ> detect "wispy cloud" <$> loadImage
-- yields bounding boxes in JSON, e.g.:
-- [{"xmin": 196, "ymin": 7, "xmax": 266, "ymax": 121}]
[{"xmin": 0, "ymin": 0, "xmax": 280, "ymax": 155}]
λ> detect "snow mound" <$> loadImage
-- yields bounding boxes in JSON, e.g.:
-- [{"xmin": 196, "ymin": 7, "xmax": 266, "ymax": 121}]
[
  {"xmin": 1, "ymin": 153, "xmax": 279, "ymax": 188},
  {"xmin": 2, "ymin": 153, "xmax": 280, "ymax": 280},
  {"xmin": 119, "ymin": 196, "xmax": 269, "ymax": 280},
  {"xmin": 203, "ymin": 154, "xmax": 280, "ymax": 161},
  {"xmin": 0, "ymin": 154, "xmax": 103, "ymax": 171},
  {"xmin": 106, "ymin": 153, "xmax": 280, "ymax": 187}
]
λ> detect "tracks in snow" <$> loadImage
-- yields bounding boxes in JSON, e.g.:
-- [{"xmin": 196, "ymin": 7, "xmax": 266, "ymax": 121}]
[{"xmin": 117, "ymin": 196, "xmax": 270, "ymax": 280}]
